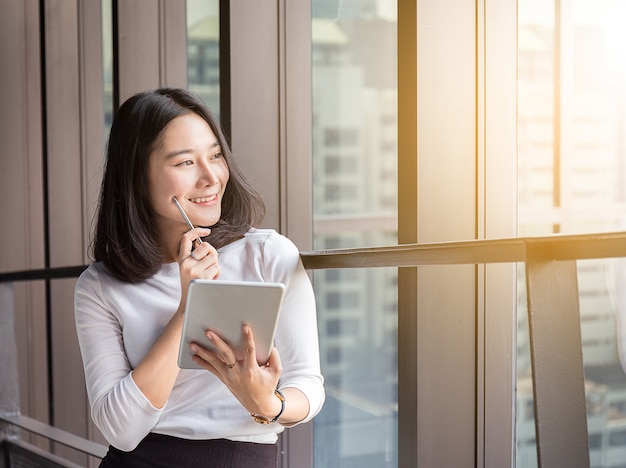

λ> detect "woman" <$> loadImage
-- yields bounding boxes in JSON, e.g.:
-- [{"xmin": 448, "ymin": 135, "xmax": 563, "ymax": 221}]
[{"xmin": 75, "ymin": 88, "xmax": 325, "ymax": 467}]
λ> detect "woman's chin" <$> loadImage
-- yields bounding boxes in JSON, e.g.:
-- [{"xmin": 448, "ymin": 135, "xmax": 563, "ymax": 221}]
[{"xmin": 197, "ymin": 217, "xmax": 221, "ymax": 229}]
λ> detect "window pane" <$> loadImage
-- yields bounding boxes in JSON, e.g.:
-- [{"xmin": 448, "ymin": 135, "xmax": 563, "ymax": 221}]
[
  {"xmin": 582, "ymin": 258, "xmax": 626, "ymax": 467},
  {"xmin": 313, "ymin": 267, "xmax": 398, "ymax": 468},
  {"xmin": 187, "ymin": 0, "xmax": 220, "ymax": 119},
  {"xmin": 311, "ymin": 1, "xmax": 398, "ymax": 248},
  {"xmin": 311, "ymin": 3, "xmax": 398, "ymax": 465},
  {"xmin": 518, "ymin": 0, "xmax": 626, "ymax": 465},
  {"xmin": 103, "ymin": 0, "xmax": 114, "ymax": 134}
]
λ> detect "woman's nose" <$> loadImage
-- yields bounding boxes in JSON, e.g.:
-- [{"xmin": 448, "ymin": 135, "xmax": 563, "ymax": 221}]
[{"xmin": 198, "ymin": 163, "xmax": 218, "ymax": 186}]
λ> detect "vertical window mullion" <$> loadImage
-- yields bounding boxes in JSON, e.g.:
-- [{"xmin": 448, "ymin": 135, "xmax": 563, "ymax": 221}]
[{"xmin": 397, "ymin": 0, "xmax": 419, "ymax": 466}]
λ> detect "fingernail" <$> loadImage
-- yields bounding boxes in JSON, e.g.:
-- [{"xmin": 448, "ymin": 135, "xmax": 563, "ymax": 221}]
[{"xmin": 189, "ymin": 344, "xmax": 198, "ymax": 352}]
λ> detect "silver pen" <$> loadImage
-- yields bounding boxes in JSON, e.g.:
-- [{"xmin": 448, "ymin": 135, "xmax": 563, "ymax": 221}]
[{"xmin": 172, "ymin": 196, "xmax": 204, "ymax": 245}]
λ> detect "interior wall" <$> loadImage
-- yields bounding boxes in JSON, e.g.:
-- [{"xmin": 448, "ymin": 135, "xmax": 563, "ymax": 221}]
[
  {"xmin": 0, "ymin": 0, "xmax": 49, "ymax": 449},
  {"xmin": 0, "ymin": 1, "xmax": 188, "ymax": 465}
]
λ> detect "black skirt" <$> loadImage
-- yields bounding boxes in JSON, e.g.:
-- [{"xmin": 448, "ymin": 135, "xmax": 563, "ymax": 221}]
[{"xmin": 99, "ymin": 433, "xmax": 279, "ymax": 468}]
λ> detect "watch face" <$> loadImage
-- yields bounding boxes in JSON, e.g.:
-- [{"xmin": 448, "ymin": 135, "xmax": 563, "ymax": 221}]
[{"xmin": 252, "ymin": 415, "xmax": 272, "ymax": 425}]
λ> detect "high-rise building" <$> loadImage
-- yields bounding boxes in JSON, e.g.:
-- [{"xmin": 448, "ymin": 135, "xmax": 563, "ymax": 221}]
[{"xmin": 311, "ymin": 15, "xmax": 399, "ymax": 467}]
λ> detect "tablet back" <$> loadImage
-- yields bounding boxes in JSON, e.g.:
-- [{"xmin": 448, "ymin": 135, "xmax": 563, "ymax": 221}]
[{"xmin": 178, "ymin": 279, "xmax": 286, "ymax": 370}]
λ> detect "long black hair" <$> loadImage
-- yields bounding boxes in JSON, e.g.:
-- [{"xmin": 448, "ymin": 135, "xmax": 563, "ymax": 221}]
[{"xmin": 93, "ymin": 88, "xmax": 265, "ymax": 283}]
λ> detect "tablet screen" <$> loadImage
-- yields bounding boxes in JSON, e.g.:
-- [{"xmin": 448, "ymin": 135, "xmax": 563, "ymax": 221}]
[{"xmin": 177, "ymin": 279, "xmax": 286, "ymax": 370}]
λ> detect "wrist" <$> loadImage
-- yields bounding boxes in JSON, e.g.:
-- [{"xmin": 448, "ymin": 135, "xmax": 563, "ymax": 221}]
[{"xmin": 251, "ymin": 389, "xmax": 285, "ymax": 425}]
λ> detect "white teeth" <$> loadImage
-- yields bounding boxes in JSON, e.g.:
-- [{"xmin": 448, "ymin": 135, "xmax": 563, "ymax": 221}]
[{"xmin": 189, "ymin": 195, "xmax": 216, "ymax": 203}]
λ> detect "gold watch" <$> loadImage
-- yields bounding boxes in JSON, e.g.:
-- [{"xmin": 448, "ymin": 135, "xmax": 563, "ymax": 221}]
[{"xmin": 251, "ymin": 389, "xmax": 285, "ymax": 425}]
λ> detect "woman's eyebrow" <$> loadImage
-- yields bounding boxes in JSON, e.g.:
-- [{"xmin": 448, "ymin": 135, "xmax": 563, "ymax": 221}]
[
  {"xmin": 164, "ymin": 148, "xmax": 193, "ymax": 159},
  {"xmin": 164, "ymin": 141, "xmax": 221, "ymax": 159}
]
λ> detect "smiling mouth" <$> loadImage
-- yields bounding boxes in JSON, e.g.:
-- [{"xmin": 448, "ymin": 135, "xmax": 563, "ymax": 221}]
[{"xmin": 189, "ymin": 195, "xmax": 217, "ymax": 203}]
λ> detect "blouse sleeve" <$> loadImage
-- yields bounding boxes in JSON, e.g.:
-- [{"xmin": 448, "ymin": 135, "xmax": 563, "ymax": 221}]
[
  {"xmin": 74, "ymin": 266, "xmax": 163, "ymax": 451},
  {"xmin": 263, "ymin": 233, "xmax": 326, "ymax": 424}
]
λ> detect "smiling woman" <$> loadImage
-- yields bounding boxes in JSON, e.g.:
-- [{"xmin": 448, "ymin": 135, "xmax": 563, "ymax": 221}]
[
  {"xmin": 148, "ymin": 113, "xmax": 229, "ymax": 262},
  {"xmin": 74, "ymin": 88, "xmax": 325, "ymax": 467},
  {"xmin": 93, "ymin": 89, "xmax": 264, "ymax": 283}
]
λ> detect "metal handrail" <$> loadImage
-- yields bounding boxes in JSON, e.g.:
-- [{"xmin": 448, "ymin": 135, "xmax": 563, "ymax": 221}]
[
  {"xmin": 0, "ymin": 413, "xmax": 107, "ymax": 459},
  {"xmin": 300, "ymin": 230, "xmax": 626, "ymax": 269},
  {"xmin": 2, "ymin": 231, "xmax": 626, "ymax": 281}
]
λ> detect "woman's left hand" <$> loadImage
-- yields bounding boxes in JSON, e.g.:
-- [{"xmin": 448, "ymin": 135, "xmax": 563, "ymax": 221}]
[{"xmin": 189, "ymin": 325, "xmax": 284, "ymax": 419}]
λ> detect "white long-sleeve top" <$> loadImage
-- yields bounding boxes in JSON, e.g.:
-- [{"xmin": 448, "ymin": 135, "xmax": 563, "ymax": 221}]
[{"xmin": 74, "ymin": 228, "xmax": 325, "ymax": 452}]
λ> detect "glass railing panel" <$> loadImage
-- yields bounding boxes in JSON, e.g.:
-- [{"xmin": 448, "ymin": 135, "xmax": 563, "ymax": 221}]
[
  {"xmin": 313, "ymin": 266, "xmax": 398, "ymax": 467},
  {"xmin": 517, "ymin": 257, "xmax": 626, "ymax": 468},
  {"xmin": 580, "ymin": 258, "xmax": 626, "ymax": 467}
]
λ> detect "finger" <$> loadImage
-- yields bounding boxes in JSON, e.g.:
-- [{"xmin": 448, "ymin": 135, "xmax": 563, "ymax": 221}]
[
  {"xmin": 190, "ymin": 352, "xmax": 230, "ymax": 379},
  {"xmin": 189, "ymin": 342, "xmax": 226, "ymax": 370},
  {"xmin": 187, "ymin": 242, "xmax": 219, "ymax": 263},
  {"xmin": 188, "ymin": 242, "xmax": 210, "ymax": 260},
  {"xmin": 179, "ymin": 228, "xmax": 211, "ymax": 260},
  {"xmin": 206, "ymin": 263, "xmax": 220, "ymax": 280},
  {"xmin": 240, "ymin": 325, "xmax": 258, "ymax": 367},
  {"xmin": 190, "ymin": 249, "xmax": 220, "ymax": 279},
  {"xmin": 190, "ymin": 352, "xmax": 216, "ymax": 372},
  {"xmin": 266, "ymin": 346, "xmax": 282, "ymax": 373},
  {"xmin": 188, "ymin": 227, "xmax": 211, "ymax": 245},
  {"xmin": 205, "ymin": 331, "xmax": 237, "ymax": 365},
  {"xmin": 182, "ymin": 254, "xmax": 220, "ymax": 282},
  {"xmin": 196, "ymin": 243, "xmax": 219, "ymax": 261}
]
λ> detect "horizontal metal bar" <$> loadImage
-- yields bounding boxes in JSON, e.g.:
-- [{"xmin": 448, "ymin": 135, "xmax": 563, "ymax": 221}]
[
  {"xmin": 0, "ymin": 265, "xmax": 87, "ymax": 283},
  {"xmin": 301, "ymin": 237, "xmax": 527, "ymax": 269},
  {"xmin": 0, "ymin": 414, "xmax": 108, "ymax": 459},
  {"xmin": 301, "ymin": 231, "xmax": 626, "ymax": 269},
  {"xmin": 2, "ymin": 231, "xmax": 626, "ymax": 280},
  {"xmin": 4, "ymin": 438, "xmax": 85, "ymax": 468}
]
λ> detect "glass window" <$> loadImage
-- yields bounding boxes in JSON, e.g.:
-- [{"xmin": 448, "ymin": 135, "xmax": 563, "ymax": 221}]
[
  {"xmin": 311, "ymin": 5, "xmax": 400, "ymax": 454},
  {"xmin": 310, "ymin": 0, "xmax": 400, "ymax": 439},
  {"xmin": 312, "ymin": 1, "xmax": 398, "ymax": 248},
  {"xmin": 518, "ymin": 0, "xmax": 626, "ymax": 465},
  {"xmin": 313, "ymin": 267, "xmax": 398, "ymax": 468},
  {"xmin": 102, "ymin": 0, "xmax": 114, "ymax": 133},
  {"xmin": 186, "ymin": 0, "xmax": 220, "ymax": 119}
]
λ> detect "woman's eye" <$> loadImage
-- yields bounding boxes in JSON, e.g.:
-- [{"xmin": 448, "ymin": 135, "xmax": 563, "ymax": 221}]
[
  {"xmin": 176, "ymin": 160, "xmax": 193, "ymax": 167},
  {"xmin": 212, "ymin": 152, "xmax": 223, "ymax": 160}
]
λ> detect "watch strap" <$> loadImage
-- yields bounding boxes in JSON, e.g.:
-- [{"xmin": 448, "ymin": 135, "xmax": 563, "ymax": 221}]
[{"xmin": 251, "ymin": 389, "xmax": 285, "ymax": 425}]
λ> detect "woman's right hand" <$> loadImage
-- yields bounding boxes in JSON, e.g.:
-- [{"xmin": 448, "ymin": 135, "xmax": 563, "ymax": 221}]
[{"xmin": 177, "ymin": 228, "xmax": 220, "ymax": 304}]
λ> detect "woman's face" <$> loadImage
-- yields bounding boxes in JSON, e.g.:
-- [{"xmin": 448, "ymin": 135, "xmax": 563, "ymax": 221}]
[{"xmin": 148, "ymin": 112, "xmax": 229, "ymax": 238}]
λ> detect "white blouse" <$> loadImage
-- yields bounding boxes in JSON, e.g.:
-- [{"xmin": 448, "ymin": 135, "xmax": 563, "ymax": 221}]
[{"xmin": 75, "ymin": 228, "xmax": 325, "ymax": 452}]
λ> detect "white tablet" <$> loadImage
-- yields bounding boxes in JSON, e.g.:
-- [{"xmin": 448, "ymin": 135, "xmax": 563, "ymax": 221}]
[{"xmin": 177, "ymin": 279, "xmax": 286, "ymax": 370}]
